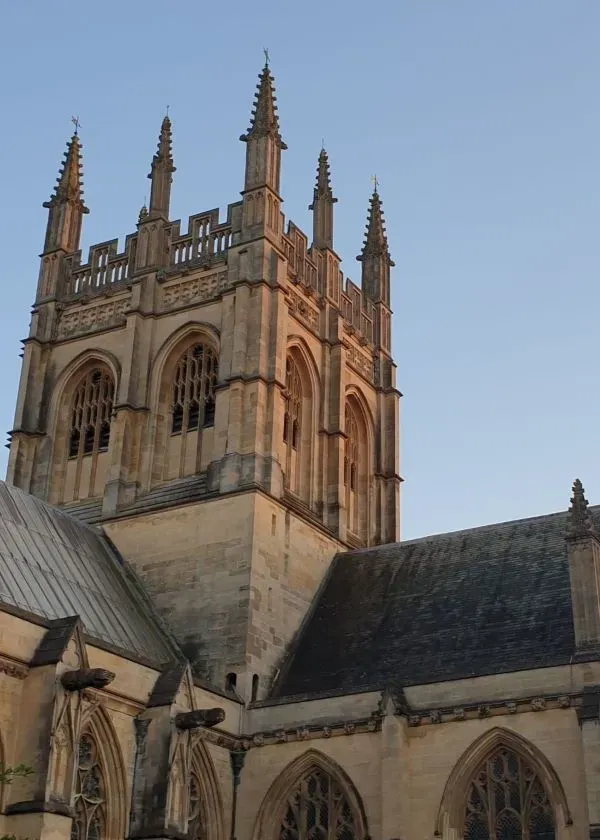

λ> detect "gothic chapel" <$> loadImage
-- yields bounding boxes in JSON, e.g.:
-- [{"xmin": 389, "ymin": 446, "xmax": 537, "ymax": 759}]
[{"xmin": 0, "ymin": 60, "xmax": 599, "ymax": 840}]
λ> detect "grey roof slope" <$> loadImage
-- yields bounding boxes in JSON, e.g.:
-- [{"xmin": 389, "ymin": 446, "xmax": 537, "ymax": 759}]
[
  {"xmin": 0, "ymin": 482, "xmax": 178, "ymax": 664},
  {"xmin": 272, "ymin": 506, "xmax": 594, "ymax": 701}
]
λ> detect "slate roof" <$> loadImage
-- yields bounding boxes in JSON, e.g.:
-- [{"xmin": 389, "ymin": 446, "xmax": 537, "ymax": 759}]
[
  {"xmin": 272, "ymin": 506, "xmax": 596, "ymax": 701},
  {"xmin": 0, "ymin": 482, "xmax": 178, "ymax": 664},
  {"xmin": 64, "ymin": 473, "xmax": 208, "ymax": 524}
]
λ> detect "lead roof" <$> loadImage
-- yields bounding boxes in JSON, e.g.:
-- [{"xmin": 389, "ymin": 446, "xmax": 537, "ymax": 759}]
[
  {"xmin": 0, "ymin": 482, "xmax": 177, "ymax": 664},
  {"xmin": 272, "ymin": 506, "xmax": 593, "ymax": 701}
]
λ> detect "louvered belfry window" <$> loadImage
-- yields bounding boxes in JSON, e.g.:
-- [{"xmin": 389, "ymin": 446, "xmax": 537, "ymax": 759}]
[
  {"xmin": 71, "ymin": 732, "xmax": 106, "ymax": 840},
  {"xmin": 69, "ymin": 369, "xmax": 114, "ymax": 458},
  {"xmin": 464, "ymin": 748, "xmax": 555, "ymax": 840},
  {"xmin": 171, "ymin": 343, "xmax": 218, "ymax": 434},
  {"xmin": 279, "ymin": 768, "xmax": 357, "ymax": 840},
  {"xmin": 283, "ymin": 357, "xmax": 301, "ymax": 450}
]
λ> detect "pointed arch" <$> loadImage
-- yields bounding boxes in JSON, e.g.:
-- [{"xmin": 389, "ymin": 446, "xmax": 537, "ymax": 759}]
[
  {"xmin": 282, "ymin": 338, "xmax": 320, "ymax": 505},
  {"xmin": 73, "ymin": 705, "xmax": 127, "ymax": 840},
  {"xmin": 252, "ymin": 748, "xmax": 368, "ymax": 840},
  {"xmin": 344, "ymin": 386, "xmax": 374, "ymax": 544},
  {"xmin": 147, "ymin": 322, "xmax": 221, "ymax": 487},
  {"xmin": 435, "ymin": 727, "xmax": 571, "ymax": 840},
  {"xmin": 47, "ymin": 350, "xmax": 120, "ymax": 505},
  {"xmin": 187, "ymin": 739, "xmax": 225, "ymax": 840}
]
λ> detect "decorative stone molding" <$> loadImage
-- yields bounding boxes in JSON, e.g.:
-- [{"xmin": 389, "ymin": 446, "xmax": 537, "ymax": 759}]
[
  {"xmin": 230, "ymin": 714, "xmax": 381, "ymax": 752},
  {"xmin": 287, "ymin": 288, "xmax": 320, "ymax": 334},
  {"xmin": 0, "ymin": 656, "xmax": 28, "ymax": 679},
  {"xmin": 404, "ymin": 693, "xmax": 579, "ymax": 727},
  {"xmin": 56, "ymin": 296, "xmax": 130, "ymax": 339},
  {"xmin": 160, "ymin": 270, "xmax": 229, "ymax": 310},
  {"xmin": 345, "ymin": 342, "xmax": 374, "ymax": 383}
]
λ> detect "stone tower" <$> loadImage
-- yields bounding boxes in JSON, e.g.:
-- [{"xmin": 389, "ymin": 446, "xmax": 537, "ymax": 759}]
[{"xmin": 7, "ymin": 62, "xmax": 401, "ymax": 699}]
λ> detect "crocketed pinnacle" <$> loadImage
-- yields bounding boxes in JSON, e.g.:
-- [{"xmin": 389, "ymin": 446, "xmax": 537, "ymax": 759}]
[
  {"xmin": 309, "ymin": 147, "xmax": 337, "ymax": 209},
  {"xmin": 240, "ymin": 62, "xmax": 287, "ymax": 149},
  {"xmin": 138, "ymin": 203, "xmax": 149, "ymax": 224},
  {"xmin": 148, "ymin": 115, "xmax": 176, "ymax": 177},
  {"xmin": 357, "ymin": 187, "xmax": 393, "ymax": 264},
  {"xmin": 43, "ymin": 133, "xmax": 89, "ymax": 212},
  {"xmin": 566, "ymin": 479, "xmax": 597, "ymax": 540}
]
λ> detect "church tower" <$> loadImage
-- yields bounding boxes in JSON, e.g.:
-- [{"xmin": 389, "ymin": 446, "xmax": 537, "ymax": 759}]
[{"xmin": 7, "ymin": 61, "xmax": 401, "ymax": 699}]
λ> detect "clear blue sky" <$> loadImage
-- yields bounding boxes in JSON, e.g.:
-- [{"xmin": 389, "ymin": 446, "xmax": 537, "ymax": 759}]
[{"xmin": 1, "ymin": 1, "xmax": 599, "ymax": 540}]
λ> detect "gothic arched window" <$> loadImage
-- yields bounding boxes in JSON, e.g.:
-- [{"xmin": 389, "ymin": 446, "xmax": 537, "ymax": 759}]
[
  {"xmin": 464, "ymin": 747, "xmax": 556, "ymax": 840},
  {"xmin": 188, "ymin": 772, "xmax": 207, "ymax": 840},
  {"xmin": 279, "ymin": 767, "xmax": 357, "ymax": 840},
  {"xmin": 283, "ymin": 357, "xmax": 301, "ymax": 451},
  {"xmin": 71, "ymin": 731, "xmax": 106, "ymax": 840},
  {"xmin": 283, "ymin": 355, "xmax": 305, "ymax": 497},
  {"xmin": 68, "ymin": 369, "xmax": 114, "ymax": 459},
  {"xmin": 171, "ymin": 343, "xmax": 218, "ymax": 434},
  {"xmin": 344, "ymin": 403, "xmax": 361, "ymax": 537}
]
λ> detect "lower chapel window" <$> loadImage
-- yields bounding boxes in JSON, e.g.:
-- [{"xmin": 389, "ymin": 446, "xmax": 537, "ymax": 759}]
[
  {"xmin": 71, "ymin": 732, "xmax": 106, "ymax": 840},
  {"xmin": 464, "ymin": 748, "xmax": 555, "ymax": 840},
  {"xmin": 171, "ymin": 343, "xmax": 218, "ymax": 434},
  {"xmin": 279, "ymin": 768, "xmax": 357, "ymax": 840},
  {"xmin": 69, "ymin": 369, "xmax": 114, "ymax": 458}
]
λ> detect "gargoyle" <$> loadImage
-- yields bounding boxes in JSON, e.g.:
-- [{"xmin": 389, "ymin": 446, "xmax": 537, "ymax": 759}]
[
  {"xmin": 174, "ymin": 708, "xmax": 225, "ymax": 730},
  {"xmin": 61, "ymin": 668, "xmax": 116, "ymax": 691}
]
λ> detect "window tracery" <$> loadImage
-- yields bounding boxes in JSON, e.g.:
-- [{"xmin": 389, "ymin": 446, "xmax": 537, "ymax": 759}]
[
  {"xmin": 283, "ymin": 357, "xmax": 301, "ymax": 450},
  {"xmin": 71, "ymin": 731, "xmax": 106, "ymax": 840},
  {"xmin": 464, "ymin": 748, "xmax": 555, "ymax": 840},
  {"xmin": 344, "ymin": 403, "xmax": 361, "ymax": 536},
  {"xmin": 68, "ymin": 369, "xmax": 114, "ymax": 458},
  {"xmin": 188, "ymin": 772, "xmax": 207, "ymax": 840},
  {"xmin": 279, "ymin": 767, "xmax": 357, "ymax": 840},
  {"xmin": 171, "ymin": 343, "xmax": 218, "ymax": 434}
]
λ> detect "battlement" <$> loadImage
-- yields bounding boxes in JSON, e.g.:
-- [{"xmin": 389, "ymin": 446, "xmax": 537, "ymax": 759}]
[
  {"xmin": 283, "ymin": 220, "xmax": 375, "ymax": 345},
  {"xmin": 59, "ymin": 201, "xmax": 242, "ymax": 300},
  {"xmin": 64, "ymin": 235, "xmax": 136, "ymax": 297},
  {"xmin": 169, "ymin": 203, "xmax": 240, "ymax": 268},
  {"xmin": 54, "ymin": 199, "xmax": 376, "ymax": 347}
]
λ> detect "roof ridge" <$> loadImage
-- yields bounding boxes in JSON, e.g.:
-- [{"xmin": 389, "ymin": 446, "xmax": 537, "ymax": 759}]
[{"xmin": 341, "ymin": 503, "xmax": 600, "ymax": 557}]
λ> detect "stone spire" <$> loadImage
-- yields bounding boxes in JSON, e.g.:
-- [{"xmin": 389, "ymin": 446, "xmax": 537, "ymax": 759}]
[
  {"xmin": 357, "ymin": 184, "xmax": 394, "ymax": 306},
  {"xmin": 309, "ymin": 146, "xmax": 337, "ymax": 250},
  {"xmin": 240, "ymin": 59, "xmax": 286, "ymax": 195},
  {"xmin": 358, "ymin": 184, "xmax": 393, "ymax": 264},
  {"xmin": 240, "ymin": 60, "xmax": 287, "ymax": 149},
  {"xmin": 42, "ymin": 132, "xmax": 89, "ymax": 253},
  {"xmin": 147, "ymin": 114, "xmax": 175, "ymax": 220},
  {"xmin": 566, "ymin": 479, "xmax": 597, "ymax": 540}
]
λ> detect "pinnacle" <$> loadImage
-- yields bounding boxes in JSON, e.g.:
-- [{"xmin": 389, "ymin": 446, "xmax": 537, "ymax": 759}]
[
  {"xmin": 566, "ymin": 478, "xmax": 596, "ymax": 540},
  {"xmin": 240, "ymin": 63, "xmax": 287, "ymax": 149},
  {"xmin": 149, "ymin": 114, "xmax": 175, "ymax": 177},
  {"xmin": 44, "ymin": 133, "xmax": 88, "ymax": 211},
  {"xmin": 357, "ymin": 186, "xmax": 393, "ymax": 264},
  {"xmin": 309, "ymin": 147, "xmax": 337, "ymax": 209}
]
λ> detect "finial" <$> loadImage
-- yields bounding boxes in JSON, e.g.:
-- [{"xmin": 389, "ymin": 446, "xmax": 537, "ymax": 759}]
[
  {"xmin": 309, "ymin": 145, "xmax": 336, "ymax": 208},
  {"xmin": 263, "ymin": 47, "xmax": 270, "ymax": 67},
  {"xmin": 165, "ymin": 104, "xmax": 170, "ymax": 117},
  {"xmin": 357, "ymin": 183, "xmax": 393, "ymax": 264},
  {"xmin": 240, "ymin": 59, "xmax": 286, "ymax": 149},
  {"xmin": 566, "ymin": 479, "xmax": 596, "ymax": 540},
  {"xmin": 44, "ymin": 131, "xmax": 88, "ymax": 211},
  {"xmin": 71, "ymin": 115, "xmax": 81, "ymax": 136}
]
